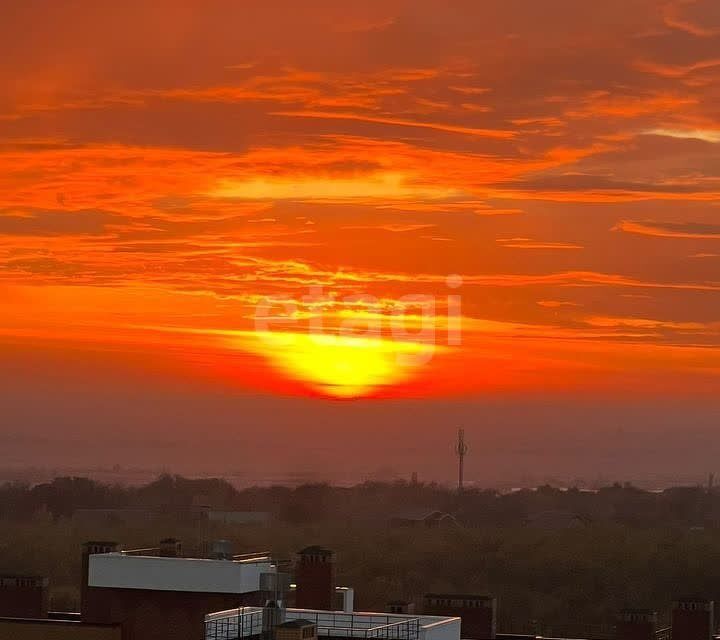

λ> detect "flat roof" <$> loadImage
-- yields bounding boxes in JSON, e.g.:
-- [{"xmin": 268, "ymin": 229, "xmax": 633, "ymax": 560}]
[
  {"xmin": 89, "ymin": 553, "xmax": 274, "ymax": 594},
  {"xmin": 205, "ymin": 607, "xmax": 461, "ymax": 640}
]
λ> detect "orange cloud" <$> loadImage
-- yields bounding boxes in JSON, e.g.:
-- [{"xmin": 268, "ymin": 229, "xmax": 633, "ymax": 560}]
[
  {"xmin": 271, "ymin": 109, "xmax": 517, "ymax": 139},
  {"xmin": 496, "ymin": 238, "xmax": 584, "ymax": 250},
  {"xmin": 614, "ymin": 220, "xmax": 720, "ymax": 239}
]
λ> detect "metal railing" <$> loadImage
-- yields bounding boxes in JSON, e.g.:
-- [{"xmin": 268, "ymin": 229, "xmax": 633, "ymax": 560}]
[
  {"xmin": 656, "ymin": 627, "xmax": 671, "ymax": 640},
  {"xmin": 205, "ymin": 607, "xmax": 264, "ymax": 640},
  {"xmin": 288, "ymin": 612, "xmax": 420, "ymax": 640},
  {"xmin": 205, "ymin": 609, "xmax": 421, "ymax": 640}
]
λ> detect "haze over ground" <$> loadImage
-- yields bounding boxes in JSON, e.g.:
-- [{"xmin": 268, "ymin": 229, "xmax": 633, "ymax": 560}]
[{"xmin": 2, "ymin": 338, "xmax": 718, "ymax": 487}]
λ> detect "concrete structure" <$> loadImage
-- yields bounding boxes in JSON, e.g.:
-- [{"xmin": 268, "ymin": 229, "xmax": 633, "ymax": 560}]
[
  {"xmin": 86, "ymin": 551, "xmax": 272, "ymax": 593},
  {"xmin": 0, "ymin": 575, "xmax": 49, "ymax": 619},
  {"xmin": 671, "ymin": 599, "xmax": 714, "ymax": 640},
  {"xmin": 205, "ymin": 607, "xmax": 461, "ymax": 640},
  {"xmin": 335, "ymin": 587, "xmax": 355, "ymax": 614},
  {"xmin": 616, "ymin": 609, "xmax": 657, "ymax": 640},
  {"xmin": 295, "ymin": 547, "xmax": 335, "ymax": 610},
  {"xmin": 424, "ymin": 594, "xmax": 496, "ymax": 639}
]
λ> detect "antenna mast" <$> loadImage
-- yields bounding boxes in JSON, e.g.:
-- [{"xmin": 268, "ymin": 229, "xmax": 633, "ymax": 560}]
[{"xmin": 456, "ymin": 428, "xmax": 468, "ymax": 491}]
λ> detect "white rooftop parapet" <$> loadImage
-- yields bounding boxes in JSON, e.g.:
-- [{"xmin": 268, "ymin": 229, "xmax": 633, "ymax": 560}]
[
  {"xmin": 417, "ymin": 615, "xmax": 462, "ymax": 640},
  {"xmin": 88, "ymin": 553, "xmax": 274, "ymax": 593},
  {"xmin": 204, "ymin": 607, "xmax": 461, "ymax": 640}
]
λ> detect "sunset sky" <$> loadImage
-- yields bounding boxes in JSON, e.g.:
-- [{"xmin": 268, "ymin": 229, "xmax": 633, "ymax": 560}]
[{"xmin": 1, "ymin": 1, "xmax": 719, "ymax": 480}]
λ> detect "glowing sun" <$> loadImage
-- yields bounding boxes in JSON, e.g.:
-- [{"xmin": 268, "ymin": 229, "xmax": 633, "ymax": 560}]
[{"xmin": 237, "ymin": 331, "xmax": 435, "ymax": 398}]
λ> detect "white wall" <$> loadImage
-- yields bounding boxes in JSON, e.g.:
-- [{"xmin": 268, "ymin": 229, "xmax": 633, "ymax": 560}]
[
  {"xmin": 89, "ymin": 553, "xmax": 274, "ymax": 593},
  {"xmin": 419, "ymin": 616, "xmax": 462, "ymax": 640}
]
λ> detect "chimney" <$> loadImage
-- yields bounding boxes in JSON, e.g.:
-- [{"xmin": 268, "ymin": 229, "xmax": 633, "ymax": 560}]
[
  {"xmin": 81, "ymin": 541, "xmax": 118, "ymax": 620},
  {"xmin": 617, "ymin": 609, "xmax": 657, "ymax": 640},
  {"xmin": 295, "ymin": 546, "xmax": 335, "ymax": 610},
  {"xmin": 209, "ymin": 540, "xmax": 234, "ymax": 560},
  {"xmin": 672, "ymin": 600, "xmax": 714, "ymax": 640},
  {"xmin": 423, "ymin": 594, "xmax": 497, "ymax": 640},
  {"xmin": 0, "ymin": 575, "xmax": 49, "ymax": 619},
  {"xmin": 159, "ymin": 538, "xmax": 182, "ymax": 557},
  {"xmin": 387, "ymin": 601, "xmax": 416, "ymax": 615}
]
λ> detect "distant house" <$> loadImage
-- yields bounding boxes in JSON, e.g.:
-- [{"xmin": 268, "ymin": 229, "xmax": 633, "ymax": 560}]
[
  {"xmin": 389, "ymin": 510, "xmax": 460, "ymax": 528},
  {"xmin": 206, "ymin": 510, "xmax": 272, "ymax": 525}
]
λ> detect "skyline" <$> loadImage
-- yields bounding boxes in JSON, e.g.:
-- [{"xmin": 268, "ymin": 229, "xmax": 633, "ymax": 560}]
[{"xmin": 1, "ymin": 1, "xmax": 719, "ymax": 474}]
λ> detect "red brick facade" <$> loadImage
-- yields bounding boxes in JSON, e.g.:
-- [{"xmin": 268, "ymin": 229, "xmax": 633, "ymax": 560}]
[
  {"xmin": 671, "ymin": 600, "xmax": 714, "ymax": 640},
  {"xmin": 0, "ymin": 576, "xmax": 49, "ymax": 619},
  {"xmin": 424, "ymin": 594, "xmax": 497, "ymax": 640},
  {"xmin": 83, "ymin": 586, "xmax": 262, "ymax": 640},
  {"xmin": 295, "ymin": 547, "xmax": 335, "ymax": 611}
]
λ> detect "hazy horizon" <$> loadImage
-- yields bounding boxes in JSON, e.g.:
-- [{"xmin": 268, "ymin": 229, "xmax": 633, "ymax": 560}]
[{"xmin": 3, "ymin": 336, "xmax": 718, "ymax": 488}]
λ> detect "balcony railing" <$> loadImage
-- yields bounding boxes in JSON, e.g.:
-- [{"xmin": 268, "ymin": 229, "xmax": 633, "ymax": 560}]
[
  {"xmin": 656, "ymin": 627, "xmax": 671, "ymax": 640},
  {"xmin": 205, "ymin": 608, "xmax": 421, "ymax": 640}
]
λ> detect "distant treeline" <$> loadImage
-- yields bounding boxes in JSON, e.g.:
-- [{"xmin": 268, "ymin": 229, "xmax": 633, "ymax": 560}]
[
  {"xmin": 3, "ymin": 475, "xmax": 720, "ymax": 636},
  {"xmin": 1, "ymin": 474, "xmax": 719, "ymax": 527}
]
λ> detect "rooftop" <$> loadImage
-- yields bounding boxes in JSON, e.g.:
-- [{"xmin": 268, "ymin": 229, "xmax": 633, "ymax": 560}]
[
  {"xmin": 88, "ymin": 551, "xmax": 274, "ymax": 594},
  {"xmin": 205, "ymin": 607, "xmax": 461, "ymax": 640}
]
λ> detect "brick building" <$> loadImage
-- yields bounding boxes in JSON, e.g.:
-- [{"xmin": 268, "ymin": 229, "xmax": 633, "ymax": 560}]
[
  {"xmin": 423, "ymin": 594, "xmax": 497, "ymax": 639},
  {"xmin": 82, "ymin": 540, "xmax": 274, "ymax": 640}
]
